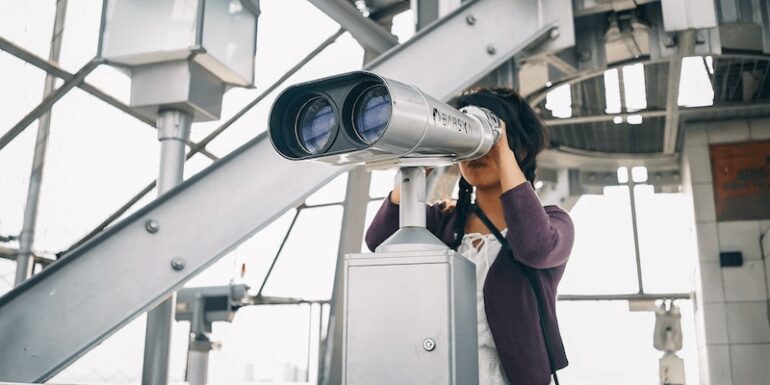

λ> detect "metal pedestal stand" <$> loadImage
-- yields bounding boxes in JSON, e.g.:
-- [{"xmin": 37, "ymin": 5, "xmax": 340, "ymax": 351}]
[{"xmin": 341, "ymin": 166, "xmax": 479, "ymax": 385}]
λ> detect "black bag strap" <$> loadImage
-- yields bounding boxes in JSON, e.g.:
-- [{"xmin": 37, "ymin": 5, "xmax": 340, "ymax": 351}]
[{"xmin": 472, "ymin": 204, "xmax": 561, "ymax": 385}]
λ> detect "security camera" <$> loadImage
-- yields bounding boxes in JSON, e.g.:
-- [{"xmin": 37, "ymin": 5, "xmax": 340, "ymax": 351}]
[{"xmin": 268, "ymin": 71, "xmax": 501, "ymax": 167}]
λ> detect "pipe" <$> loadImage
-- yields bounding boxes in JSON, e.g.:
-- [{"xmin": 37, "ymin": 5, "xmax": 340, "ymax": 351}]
[
  {"xmin": 142, "ymin": 109, "xmax": 192, "ymax": 385},
  {"xmin": 14, "ymin": 0, "xmax": 68, "ymax": 286}
]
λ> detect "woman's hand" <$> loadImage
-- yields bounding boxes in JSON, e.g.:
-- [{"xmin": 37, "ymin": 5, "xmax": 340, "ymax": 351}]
[
  {"xmin": 492, "ymin": 124, "xmax": 528, "ymax": 192},
  {"xmin": 489, "ymin": 124, "xmax": 516, "ymax": 163}
]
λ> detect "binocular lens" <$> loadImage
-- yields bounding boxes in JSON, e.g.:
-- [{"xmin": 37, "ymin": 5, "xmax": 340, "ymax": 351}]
[
  {"xmin": 297, "ymin": 97, "xmax": 336, "ymax": 154},
  {"xmin": 353, "ymin": 85, "xmax": 391, "ymax": 144}
]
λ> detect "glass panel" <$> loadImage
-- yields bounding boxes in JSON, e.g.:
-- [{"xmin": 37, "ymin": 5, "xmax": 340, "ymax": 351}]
[
  {"xmin": 678, "ymin": 56, "xmax": 714, "ymax": 107},
  {"xmin": 0, "ymin": 2, "xmax": 55, "ymax": 59},
  {"xmin": 0, "ymin": 115, "xmax": 38, "ymax": 238},
  {"xmin": 59, "ymin": 0, "xmax": 104, "ymax": 71},
  {"xmin": 0, "ymin": 54, "xmax": 44, "ymax": 247},
  {"xmin": 114, "ymin": 184, "xmax": 159, "ymax": 224},
  {"xmin": 0, "ymin": 52, "xmax": 47, "ymax": 137},
  {"xmin": 632, "ymin": 166, "xmax": 648, "ymax": 183},
  {"xmin": 0, "ymin": 259, "xmax": 16, "ymax": 296},
  {"xmin": 34, "ymin": 88, "xmax": 157, "ymax": 252},
  {"xmin": 391, "ymin": 8, "xmax": 415, "ymax": 42},
  {"xmin": 82, "ymin": 66, "xmax": 132, "ymax": 105},
  {"xmin": 622, "ymin": 63, "xmax": 647, "ymax": 112},
  {"xmin": 559, "ymin": 186, "xmax": 640, "ymax": 294},
  {"xmin": 259, "ymin": 205, "xmax": 343, "ymax": 300},
  {"xmin": 556, "ymin": 300, "xmax": 699, "ymax": 385},
  {"xmin": 305, "ymin": 172, "xmax": 348, "ymax": 205},
  {"xmin": 207, "ymin": 304, "xmax": 319, "ymax": 382},
  {"xmin": 617, "ymin": 166, "xmax": 629, "ymax": 183},
  {"xmin": 183, "ymin": 152, "xmax": 215, "ymax": 180},
  {"xmin": 634, "ymin": 185, "xmax": 698, "ymax": 293},
  {"xmin": 56, "ymin": 316, "xmax": 187, "ymax": 383},
  {"xmin": 184, "ymin": 249, "xmax": 239, "ymax": 288},
  {"xmin": 188, "ymin": 86, "xmax": 261, "ymax": 148},
  {"xmin": 234, "ymin": 208, "xmax": 298, "ymax": 287},
  {"xmin": 603, "ymin": 68, "xmax": 621, "ymax": 114},
  {"xmin": 369, "ymin": 168, "xmax": 398, "ymax": 199},
  {"xmin": 545, "ymin": 83, "xmax": 572, "ymax": 118}
]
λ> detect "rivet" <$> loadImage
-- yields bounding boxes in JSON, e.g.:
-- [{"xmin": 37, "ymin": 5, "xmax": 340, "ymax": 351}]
[
  {"xmin": 549, "ymin": 28, "xmax": 560, "ymax": 40},
  {"xmin": 465, "ymin": 15, "xmax": 476, "ymax": 25},
  {"xmin": 423, "ymin": 338, "xmax": 436, "ymax": 351},
  {"xmin": 145, "ymin": 220, "xmax": 159, "ymax": 233},
  {"xmin": 171, "ymin": 257, "xmax": 185, "ymax": 271},
  {"xmin": 486, "ymin": 45, "xmax": 497, "ymax": 55}
]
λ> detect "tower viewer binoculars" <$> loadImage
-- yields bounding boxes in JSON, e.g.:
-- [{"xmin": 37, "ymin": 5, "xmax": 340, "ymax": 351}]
[{"xmin": 269, "ymin": 71, "xmax": 502, "ymax": 167}]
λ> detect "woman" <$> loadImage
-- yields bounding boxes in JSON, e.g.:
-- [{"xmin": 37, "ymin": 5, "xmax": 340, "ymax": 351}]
[{"xmin": 364, "ymin": 88, "xmax": 574, "ymax": 385}]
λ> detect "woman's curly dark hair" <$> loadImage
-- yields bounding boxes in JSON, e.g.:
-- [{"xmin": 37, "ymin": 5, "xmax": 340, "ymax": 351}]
[{"xmin": 449, "ymin": 87, "xmax": 549, "ymax": 249}]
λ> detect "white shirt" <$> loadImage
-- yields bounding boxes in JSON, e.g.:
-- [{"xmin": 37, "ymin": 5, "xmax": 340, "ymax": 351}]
[{"xmin": 457, "ymin": 230, "xmax": 511, "ymax": 385}]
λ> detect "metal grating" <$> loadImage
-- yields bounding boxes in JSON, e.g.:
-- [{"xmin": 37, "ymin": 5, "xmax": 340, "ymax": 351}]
[
  {"xmin": 534, "ymin": 56, "xmax": 770, "ymax": 155},
  {"xmin": 537, "ymin": 61, "xmax": 669, "ymax": 119},
  {"xmin": 711, "ymin": 56, "xmax": 770, "ymax": 103},
  {"xmin": 536, "ymin": 61, "xmax": 669, "ymax": 154},
  {"xmin": 548, "ymin": 117, "xmax": 665, "ymax": 154}
]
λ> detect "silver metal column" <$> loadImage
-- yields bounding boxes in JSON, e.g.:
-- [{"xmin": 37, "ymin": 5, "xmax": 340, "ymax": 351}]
[
  {"xmin": 399, "ymin": 167, "xmax": 427, "ymax": 228},
  {"xmin": 14, "ymin": 0, "xmax": 68, "ymax": 286},
  {"xmin": 186, "ymin": 350, "xmax": 209, "ymax": 385},
  {"xmin": 377, "ymin": 167, "xmax": 445, "ymax": 253},
  {"xmin": 185, "ymin": 293, "xmax": 210, "ymax": 385},
  {"xmin": 143, "ymin": 109, "xmax": 192, "ymax": 385}
]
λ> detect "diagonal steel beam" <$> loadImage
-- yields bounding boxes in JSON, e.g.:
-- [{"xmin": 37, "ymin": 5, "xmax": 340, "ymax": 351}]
[
  {"xmin": 0, "ymin": 133, "xmax": 348, "ymax": 382},
  {"xmin": 365, "ymin": 0, "xmax": 567, "ymax": 100},
  {"xmin": 308, "ymin": 0, "xmax": 398, "ymax": 53},
  {"xmin": 0, "ymin": 59, "xmax": 99, "ymax": 151}
]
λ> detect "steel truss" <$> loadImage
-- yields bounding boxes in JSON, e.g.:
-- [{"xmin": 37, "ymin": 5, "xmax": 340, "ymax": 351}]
[{"xmin": 0, "ymin": 0, "xmax": 572, "ymax": 381}]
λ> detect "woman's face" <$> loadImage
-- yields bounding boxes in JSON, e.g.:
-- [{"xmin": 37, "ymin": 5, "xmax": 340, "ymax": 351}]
[
  {"xmin": 458, "ymin": 121, "xmax": 526, "ymax": 190},
  {"xmin": 458, "ymin": 153, "xmax": 501, "ymax": 189},
  {"xmin": 459, "ymin": 121, "xmax": 510, "ymax": 189}
]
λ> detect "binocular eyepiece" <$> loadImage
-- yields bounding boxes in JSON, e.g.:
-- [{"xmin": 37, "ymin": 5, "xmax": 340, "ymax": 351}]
[{"xmin": 269, "ymin": 71, "xmax": 501, "ymax": 167}]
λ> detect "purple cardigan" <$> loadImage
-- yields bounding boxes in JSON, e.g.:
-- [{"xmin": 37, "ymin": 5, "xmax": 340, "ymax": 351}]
[{"xmin": 365, "ymin": 182, "xmax": 574, "ymax": 385}]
